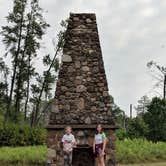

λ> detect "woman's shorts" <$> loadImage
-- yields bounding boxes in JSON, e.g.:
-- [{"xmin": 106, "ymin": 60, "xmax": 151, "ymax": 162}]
[{"xmin": 94, "ymin": 143, "xmax": 106, "ymax": 159}]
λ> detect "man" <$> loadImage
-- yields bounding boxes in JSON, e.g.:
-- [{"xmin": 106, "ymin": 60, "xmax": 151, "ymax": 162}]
[{"xmin": 62, "ymin": 126, "xmax": 76, "ymax": 166}]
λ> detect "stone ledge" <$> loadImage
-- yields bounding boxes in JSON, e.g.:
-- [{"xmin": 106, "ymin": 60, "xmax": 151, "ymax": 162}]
[{"xmin": 46, "ymin": 124, "xmax": 118, "ymax": 130}]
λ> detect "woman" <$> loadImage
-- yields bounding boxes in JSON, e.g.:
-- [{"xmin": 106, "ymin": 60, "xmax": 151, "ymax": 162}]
[{"xmin": 93, "ymin": 124, "xmax": 107, "ymax": 166}]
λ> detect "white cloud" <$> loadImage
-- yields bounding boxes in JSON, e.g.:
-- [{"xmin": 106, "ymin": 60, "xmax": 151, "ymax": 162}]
[{"xmin": 140, "ymin": 7, "xmax": 157, "ymax": 17}]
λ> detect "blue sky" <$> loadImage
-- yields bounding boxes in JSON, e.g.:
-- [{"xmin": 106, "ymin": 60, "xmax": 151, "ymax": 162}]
[{"xmin": 0, "ymin": 0, "xmax": 166, "ymax": 116}]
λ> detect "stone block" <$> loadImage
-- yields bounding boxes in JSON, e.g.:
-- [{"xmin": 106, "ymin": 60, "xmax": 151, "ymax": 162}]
[
  {"xmin": 62, "ymin": 54, "xmax": 72, "ymax": 62},
  {"xmin": 76, "ymin": 85, "xmax": 87, "ymax": 92}
]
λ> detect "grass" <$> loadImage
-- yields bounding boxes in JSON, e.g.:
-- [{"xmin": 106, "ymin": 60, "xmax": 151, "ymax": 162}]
[
  {"xmin": 0, "ymin": 145, "xmax": 47, "ymax": 165},
  {"xmin": 116, "ymin": 138, "xmax": 166, "ymax": 164},
  {"xmin": 0, "ymin": 138, "xmax": 165, "ymax": 165},
  {"xmin": 118, "ymin": 162, "xmax": 166, "ymax": 166}
]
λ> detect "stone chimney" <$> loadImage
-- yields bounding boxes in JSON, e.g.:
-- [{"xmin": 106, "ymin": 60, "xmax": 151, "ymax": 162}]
[{"xmin": 47, "ymin": 13, "xmax": 116, "ymax": 166}]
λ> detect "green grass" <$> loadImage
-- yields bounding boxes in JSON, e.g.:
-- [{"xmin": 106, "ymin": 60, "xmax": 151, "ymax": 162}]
[
  {"xmin": 116, "ymin": 138, "xmax": 166, "ymax": 164},
  {"xmin": 0, "ymin": 138, "xmax": 166, "ymax": 165},
  {"xmin": 118, "ymin": 162, "xmax": 166, "ymax": 166},
  {"xmin": 0, "ymin": 145, "xmax": 47, "ymax": 165}
]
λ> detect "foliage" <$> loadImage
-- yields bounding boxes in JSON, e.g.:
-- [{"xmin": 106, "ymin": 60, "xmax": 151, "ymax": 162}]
[
  {"xmin": 30, "ymin": 19, "xmax": 67, "ymax": 126},
  {"xmin": 126, "ymin": 117, "xmax": 149, "ymax": 139},
  {"xmin": 0, "ymin": 0, "xmax": 67, "ymax": 126},
  {"xmin": 110, "ymin": 95, "xmax": 127, "ymax": 129},
  {"xmin": 0, "ymin": 139, "xmax": 165, "ymax": 165},
  {"xmin": 116, "ymin": 129, "xmax": 128, "ymax": 140},
  {"xmin": 119, "ymin": 97, "xmax": 166, "ymax": 142},
  {"xmin": 135, "ymin": 95, "xmax": 151, "ymax": 116},
  {"xmin": 0, "ymin": 0, "xmax": 49, "ymax": 124},
  {"xmin": 0, "ymin": 145, "xmax": 46, "ymax": 165},
  {"xmin": 147, "ymin": 61, "xmax": 166, "ymax": 98},
  {"xmin": 143, "ymin": 97, "xmax": 166, "ymax": 142},
  {"xmin": 116, "ymin": 138, "xmax": 166, "ymax": 164},
  {"xmin": 0, "ymin": 123, "xmax": 47, "ymax": 146}
]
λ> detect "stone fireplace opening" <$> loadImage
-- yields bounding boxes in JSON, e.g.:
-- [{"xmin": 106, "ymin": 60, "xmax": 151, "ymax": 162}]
[
  {"xmin": 46, "ymin": 13, "xmax": 117, "ymax": 166},
  {"xmin": 72, "ymin": 145, "xmax": 94, "ymax": 166}
]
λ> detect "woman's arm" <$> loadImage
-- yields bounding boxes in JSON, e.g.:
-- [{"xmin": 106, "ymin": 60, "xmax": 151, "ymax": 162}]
[
  {"xmin": 93, "ymin": 138, "xmax": 96, "ymax": 153},
  {"xmin": 102, "ymin": 133, "xmax": 107, "ymax": 153},
  {"xmin": 102, "ymin": 137, "xmax": 107, "ymax": 152}
]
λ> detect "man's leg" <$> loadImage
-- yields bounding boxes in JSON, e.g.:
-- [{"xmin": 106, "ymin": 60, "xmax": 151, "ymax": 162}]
[
  {"xmin": 64, "ymin": 151, "xmax": 69, "ymax": 166},
  {"xmin": 68, "ymin": 151, "xmax": 73, "ymax": 166}
]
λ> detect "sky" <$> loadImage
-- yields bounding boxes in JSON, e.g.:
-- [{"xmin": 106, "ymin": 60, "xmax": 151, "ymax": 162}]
[{"xmin": 0, "ymin": 0, "xmax": 166, "ymax": 116}]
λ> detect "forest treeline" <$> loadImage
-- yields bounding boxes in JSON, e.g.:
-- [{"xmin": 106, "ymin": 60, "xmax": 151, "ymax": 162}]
[
  {"xmin": 113, "ymin": 95, "xmax": 166, "ymax": 142},
  {"xmin": 0, "ymin": 0, "xmax": 67, "ymax": 127},
  {"xmin": 0, "ymin": 0, "xmax": 166, "ymax": 144},
  {"xmin": 113, "ymin": 59, "xmax": 166, "ymax": 142}
]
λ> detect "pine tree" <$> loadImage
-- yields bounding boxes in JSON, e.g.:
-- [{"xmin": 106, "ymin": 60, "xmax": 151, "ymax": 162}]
[
  {"xmin": 0, "ymin": 58, "xmax": 9, "ymax": 121},
  {"xmin": 1, "ymin": 0, "xmax": 49, "ymax": 123},
  {"xmin": 135, "ymin": 95, "xmax": 151, "ymax": 116},
  {"xmin": 30, "ymin": 20, "xmax": 67, "ymax": 126},
  {"xmin": 14, "ymin": 0, "xmax": 49, "ymax": 122},
  {"xmin": 1, "ymin": 0, "xmax": 27, "ymax": 121}
]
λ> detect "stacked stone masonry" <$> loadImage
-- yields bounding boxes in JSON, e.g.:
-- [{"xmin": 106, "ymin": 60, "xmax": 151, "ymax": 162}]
[
  {"xmin": 49, "ymin": 13, "xmax": 114, "ymax": 125},
  {"xmin": 47, "ymin": 13, "xmax": 116, "ymax": 166}
]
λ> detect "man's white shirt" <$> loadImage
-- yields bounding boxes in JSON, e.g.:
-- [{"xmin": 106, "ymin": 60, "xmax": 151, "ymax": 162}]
[{"xmin": 62, "ymin": 133, "xmax": 76, "ymax": 150}]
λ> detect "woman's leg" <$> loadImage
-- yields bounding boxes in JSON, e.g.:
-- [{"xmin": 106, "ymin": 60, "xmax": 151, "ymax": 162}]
[
  {"xmin": 100, "ymin": 156, "xmax": 105, "ymax": 166},
  {"xmin": 95, "ymin": 157, "xmax": 100, "ymax": 166},
  {"xmin": 97, "ymin": 156, "xmax": 103, "ymax": 166}
]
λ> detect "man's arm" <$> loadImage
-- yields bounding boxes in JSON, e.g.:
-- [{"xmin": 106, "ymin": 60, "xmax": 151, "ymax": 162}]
[
  {"xmin": 62, "ymin": 136, "xmax": 68, "ymax": 152},
  {"xmin": 69, "ymin": 135, "xmax": 76, "ymax": 151},
  {"xmin": 63, "ymin": 142, "xmax": 67, "ymax": 151}
]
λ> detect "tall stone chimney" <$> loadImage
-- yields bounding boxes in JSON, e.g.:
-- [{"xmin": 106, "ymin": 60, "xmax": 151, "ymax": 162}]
[{"xmin": 47, "ymin": 13, "xmax": 116, "ymax": 166}]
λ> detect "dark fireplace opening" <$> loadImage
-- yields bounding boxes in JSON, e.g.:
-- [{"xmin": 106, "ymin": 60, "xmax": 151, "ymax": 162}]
[{"xmin": 72, "ymin": 144, "xmax": 95, "ymax": 166}]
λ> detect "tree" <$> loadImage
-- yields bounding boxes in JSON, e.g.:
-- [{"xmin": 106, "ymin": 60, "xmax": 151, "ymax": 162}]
[
  {"xmin": 14, "ymin": 0, "xmax": 49, "ymax": 122},
  {"xmin": 0, "ymin": 58, "xmax": 9, "ymax": 116},
  {"xmin": 126, "ymin": 117, "xmax": 148, "ymax": 139},
  {"xmin": 147, "ymin": 61, "xmax": 166, "ymax": 98},
  {"xmin": 0, "ymin": 58, "xmax": 9, "ymax": 124},
  {"xmin": 135, "ymin": 95, "xmax": 151, "ymax": 116},
  {"xmin": 143, "ymin": 97, "xmax": 166, "ymax": 142},
  {"xmin": 1, "ymin": 0, "xmax": 67, "ymax": 126},
  {"xmin": 30, "ymin": 20, "xmax": 67, "ymax": 126},
  {"xmin": 1, "ymin": 0, "xmax": 49, "ymax": 123},
  {"xmin": 109, "ymin": 95, "xmax": 127, "ymax": 129},
  {"xmin": 1, "ymin": 0, "xmax": 27, "ymax": 121}
]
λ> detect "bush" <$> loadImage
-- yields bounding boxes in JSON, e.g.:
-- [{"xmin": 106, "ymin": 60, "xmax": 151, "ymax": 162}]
[
  {"xmin": 116, "ymin": 129, "xmax": 128, "ymax": 140},
  {"xmin": 116, "ymin": 138, "xmax": 166, "ymax": 164},
  {"xmin": 0, "ymin": 123, "xmax": 47, "ymax": 146},
  {"xmin": 126, "ymin": 117, "xmax": 148, "ymax": 139}
]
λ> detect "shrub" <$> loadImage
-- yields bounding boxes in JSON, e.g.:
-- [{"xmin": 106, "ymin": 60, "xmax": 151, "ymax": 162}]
[
  {"xmin": 126, "ymin": 117, "xmax": 148, "ymax": 139},
  {"xmin": 116, "ymin": 129, "xmax": 128, "ymax": 140},
  {"xmin": 0, "ymin": 123, "xmax": 47, "ymax": 146},
  {"xmin": 116, "ymin": 138, "xmax": 166, "ymax": 164}
]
